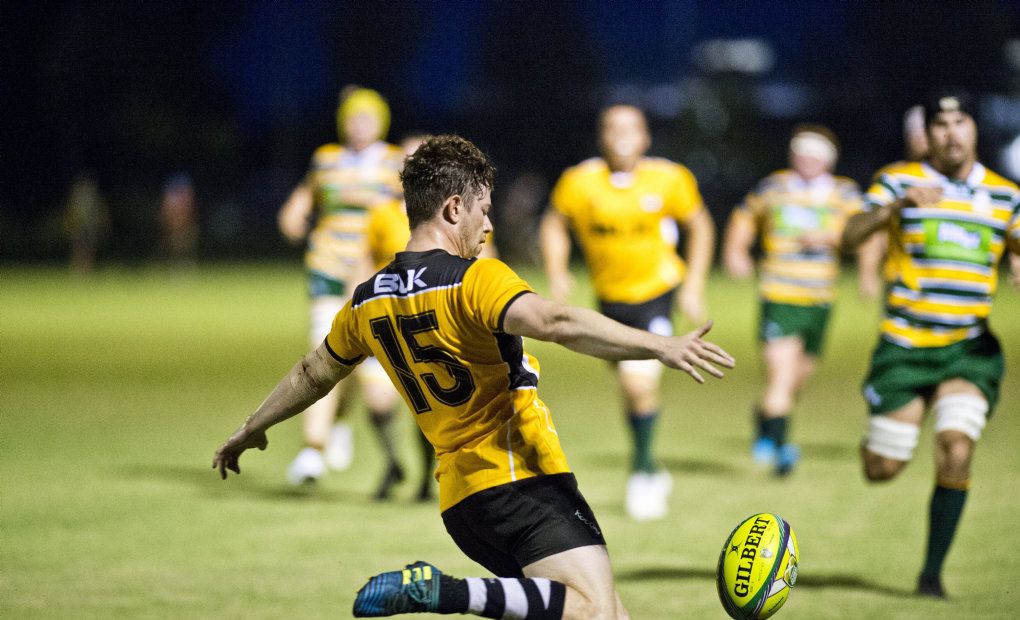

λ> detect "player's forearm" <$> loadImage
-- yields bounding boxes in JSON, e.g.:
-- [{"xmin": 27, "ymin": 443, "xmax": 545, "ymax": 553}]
[
  {"xmin": 242, "ymin": 346, "xmax": 348, "ymax": 433},
  {"xmin": 539, "ymin": 212, "xmax": 571, "ymax": 276},
  {"xmin": 545, "ymin": 304, "xmax": 664, "ymax": 361},
  {"xmin": 684, "ymin": 210, "xmax": 716, "ymax": 287},
  {"xmin": 842, "ymin": 200, "xmax": 904, "ymax": 251}
]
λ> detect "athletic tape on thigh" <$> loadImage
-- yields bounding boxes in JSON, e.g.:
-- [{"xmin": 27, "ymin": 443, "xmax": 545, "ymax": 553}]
[
  {"xmin": 619, "ymin": 358, "xmax": 664, "ymax": 378},
  {"xmin": 865, "ymin": 416, "xmax": 920, "ymax": 461},
  {"xmin": 933, "ymin": 393, "xmax": 988, "ymax": 441}
]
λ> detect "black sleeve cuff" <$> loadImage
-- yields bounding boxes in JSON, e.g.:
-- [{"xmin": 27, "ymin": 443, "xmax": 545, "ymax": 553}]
[
  {"xmin": 497, "ymin": 290, "xmax": 533, "ymax": 333},
  {"xmin": 323, "ymin": 338, "xmax": 364, "ymax": 366}
]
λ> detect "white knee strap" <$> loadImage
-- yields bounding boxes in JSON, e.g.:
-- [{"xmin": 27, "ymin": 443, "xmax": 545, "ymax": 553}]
[
  {"xmin": 865, "ymin": 417, "xmax": 920, "ymax": 461},
  {"xmin": 933, "ymin": 394, "xmax": 988, "ymax": 441}
]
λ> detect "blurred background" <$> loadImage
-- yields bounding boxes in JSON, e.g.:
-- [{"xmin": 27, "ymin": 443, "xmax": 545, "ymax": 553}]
[{"xmin": 4, "ymin": 0, "xmax": 1020, "ymax": 266}]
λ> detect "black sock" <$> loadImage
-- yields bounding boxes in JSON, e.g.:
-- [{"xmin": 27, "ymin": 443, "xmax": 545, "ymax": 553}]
[
  {"xmin": 761, "ymin": 416, "xmax": 788, "ymax": 447},
  {"xmin": 628, "ymin": 411, "xmax": 659, "ymax": 473},
  {"xmin": 370, "ymin": 409, "xmax": 399, "ymax": 463},
  {"xmin": 921, "ymin": 485, "xmax": 968, "ymax": 579},
  {"xmin": 754, "ymin": 408, "xmax": 767, "ymax": 439}
]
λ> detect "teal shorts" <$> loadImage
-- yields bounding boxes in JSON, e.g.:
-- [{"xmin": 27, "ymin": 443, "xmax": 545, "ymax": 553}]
[
  {"xmin": 308, "ymin": 272, "xmax": 347, "ymax": 298},
  {"xmin": 759, "ymin": 301, "xmax": 832, "ymax": 356},
  {"xmin": 861, "ymin": 331, "xmax": 1004, "ymax": 416}
]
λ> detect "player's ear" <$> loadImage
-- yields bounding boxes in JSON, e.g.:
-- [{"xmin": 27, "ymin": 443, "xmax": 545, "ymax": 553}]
[{"xmin": 442, "ymin": 195, "xmax": 463, "ymax": 224}]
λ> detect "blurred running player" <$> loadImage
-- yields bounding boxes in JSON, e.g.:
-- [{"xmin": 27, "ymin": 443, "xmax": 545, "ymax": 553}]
[
  {"xmin": 722, "ymin": 125, "xmax": 863, "ymax": 475},
  {"xmin": 843, "ymin": 93, "xmax": 1020, "ymax": 597},
  {"xmin": 214, "ymin": 134, "xmax": 735, "ymax": 619},
  {"xmin": 540, "ymin": 104, "xmax": 714, "ymax": 521},
  {"xmin": 277, "ymin": 87, "xmax": 405, "ymax": 489}
]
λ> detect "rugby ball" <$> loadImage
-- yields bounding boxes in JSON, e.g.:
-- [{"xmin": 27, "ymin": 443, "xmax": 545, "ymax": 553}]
[{"xmin": 717, "ymin": 513, "xmax": 799, "ymax": 619}]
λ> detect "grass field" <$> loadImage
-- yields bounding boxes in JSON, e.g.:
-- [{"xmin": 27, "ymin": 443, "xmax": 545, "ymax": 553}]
[{"xmin": 3, "ymin": 263, "xmax": 1018, "ymax": 619}]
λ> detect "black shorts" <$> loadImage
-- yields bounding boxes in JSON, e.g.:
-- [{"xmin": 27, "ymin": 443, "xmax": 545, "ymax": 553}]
[
  {"xmin": 441, "ymin": 473, "xmax": 607, "ymax": 578},
  {"xmin": 598, "ymin": 288, "xmax": 676, "ymax": 335}
]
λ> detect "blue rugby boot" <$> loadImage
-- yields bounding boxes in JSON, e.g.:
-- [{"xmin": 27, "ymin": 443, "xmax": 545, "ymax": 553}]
[
  {"xmin": 353, "ymin": 561, "xmax": 442, "ymax": 617},
  {"xmin": 752, "ymin": 437, "xmax": 778, "ymax": 465},
  {"xmin": 775, "ymin": 444, "xmax": 801, "ymax": 477}
]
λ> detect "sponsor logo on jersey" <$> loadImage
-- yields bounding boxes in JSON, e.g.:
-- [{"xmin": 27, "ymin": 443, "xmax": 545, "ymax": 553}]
[{"xmin": 374, "ymin": 267, "xmax": 428, "ymax": 294}]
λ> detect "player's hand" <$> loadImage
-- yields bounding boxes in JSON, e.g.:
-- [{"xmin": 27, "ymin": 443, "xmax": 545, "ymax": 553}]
[
  {"xmin": 661, "ymin": 320, "xmax": 735, "ymax": 384},
  {"xmin": 724, "ymin": 253, "xmax": 754, "ymax": 280},
  {"xmin": 547, "ymin": 271, "xmax": 574, "ymax": 304},
  {"xmin": 904, "ymin": 186, "xmax": 942, "ymax": 208},
  {"xmin": 1009, "ymin": 253, "xmax": 1020, "ymax": 289},
  {"xmin": 278, "ymin": 209, "xmax": 309, "ymax": 244},
  {"xmin": 212, "ymin": 425, "xmax": 268, "ymax": 480},
  {"xmin": 679, "ymin": 285, "xmax": 707, "ymax": 324}
]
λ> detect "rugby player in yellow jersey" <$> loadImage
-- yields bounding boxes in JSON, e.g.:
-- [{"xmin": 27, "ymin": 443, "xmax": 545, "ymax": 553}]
[
  {"xmin": 723, "ymin": 125, "xmax": 863, "ymax": 476},
  {"xmin": 213, "ymin": 135, "xmax": 734, "ymax": 619},
  {"xmin": 540, "ymin": 104, "xmax": 715, "ymax": 521},
  {"xmin": 842, "ymin": 94, "xmax": 1020, "ymax": 598},
  {"xmin": 277, "ymin": 87, "xmax": 406, "ymax": 489}
]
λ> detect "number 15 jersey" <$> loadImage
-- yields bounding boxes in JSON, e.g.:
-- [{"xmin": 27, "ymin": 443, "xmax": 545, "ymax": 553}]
[{"xmin": 325, "ymin": 249, "xmax": 570, "ymax": 511}]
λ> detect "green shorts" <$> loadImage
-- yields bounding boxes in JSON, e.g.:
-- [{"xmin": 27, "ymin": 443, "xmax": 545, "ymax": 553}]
[
  {"xmin": 307, "ymin": 271, "xmax": 348, "ymax": 298},
  {"xmin": 759, "ymin": 301, "xmax": 832, "ymax": 356},
  {"xmin": 861, "ymin": 331, "xmax": 1004, "ymax": 416}
]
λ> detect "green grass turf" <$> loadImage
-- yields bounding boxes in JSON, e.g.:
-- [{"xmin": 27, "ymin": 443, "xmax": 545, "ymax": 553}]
[{"xmin": 2, "ymin": 262, "xmax": 1018, "ymax": 619}]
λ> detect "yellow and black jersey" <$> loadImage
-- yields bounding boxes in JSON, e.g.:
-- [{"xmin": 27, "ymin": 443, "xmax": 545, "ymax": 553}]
[
  {"xmin": 325, "ymin": 250, "xmax": 570, "ymax": 511},
  {"xmin": 865, "ymin": 160, "xmax": 1020, "ymax": 348},
  {"xmin": 305, "ymin": 141, "xmax": 404, "ymax": 284},
  {"xmin": 551, "ymin": 156, "xmax": 704, "ymax": 304},
  {"xmin": 732, "ymin": 170, "xmax": 862, "ymax": 306}
]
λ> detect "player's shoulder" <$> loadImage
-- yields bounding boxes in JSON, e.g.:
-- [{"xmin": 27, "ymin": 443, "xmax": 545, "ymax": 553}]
[
  {"xmin": 832, "ymin": 174, "xmax": 861, "ymax": 191},
  {"xmin": 873, "ymin": 160, "xmax": 924, "ymax": 182},
  {"xmin": 641, "ymin": 156, "xmax": 694, "ymax": 178},
  {"xmin": 310, "ymin": 143, "xmax": 343, "ymax": 167},
  {"xmin": 978, "ymin": 166, "xmax": 1020, "ymax": 194},
  {"xmin": 380, "ymin": 142, "xmax": 406, "ymax": 162},
  {"xmin": 562, "ymin": 157, "xmax": 607, "ymax": 178},
  {"xmin": 755, "ymin": 169, "xmax": 795, "ymax": 191}
]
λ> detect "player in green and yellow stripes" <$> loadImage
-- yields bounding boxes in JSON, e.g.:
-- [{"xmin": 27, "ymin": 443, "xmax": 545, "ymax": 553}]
[
  {"xmin": 723, "ymin": 125, "xmax": 863, "ymax": 476},
  {"xmin": 214, "ymin": 134, "xmax": 734, "ymax": 619},
  {"xmin": 843, "ymin": 93, "xmax": 1020, "ymax": 598},
  {"xmin": 540, "ymin": 104, "xmax": 715, "ymax": 521},
  {"xmin": 276, "ymin": 87, "xmax": 407, "ymax": 489}
]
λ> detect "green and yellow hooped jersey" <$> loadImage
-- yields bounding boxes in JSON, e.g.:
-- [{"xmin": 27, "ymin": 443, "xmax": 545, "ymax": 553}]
[
  {"xmin": 733, "ymin": 170, "xmax": 862, "ymax": 306},
  {"xmin": 865, "ymin": 160, "xmax": 1020, "ymax": 348},
  {"xmin": 551, "ymin": 157, "xmax": 704, "ymax": 304},
  {"xmin": 305, "ymin": 141, "xmax": 404, "ymax": 285},
  {"xmin": 326, "ymin": 251, "xmax": 570, "ymax": 511}
]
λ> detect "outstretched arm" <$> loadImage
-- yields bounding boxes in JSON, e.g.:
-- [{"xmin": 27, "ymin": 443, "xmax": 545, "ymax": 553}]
[
  {"xmin": 503, "ymin": 293, "xmax": 734, "ymax": 384},
  {"xmin": 213, "ymin": 343, "xmax": 352, "ymax": 479}
]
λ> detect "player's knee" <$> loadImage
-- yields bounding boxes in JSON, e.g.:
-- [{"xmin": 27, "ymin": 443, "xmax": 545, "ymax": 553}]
[{"xmin": 861, "ymin": 416, "xmax": 918, "ymax": 481}]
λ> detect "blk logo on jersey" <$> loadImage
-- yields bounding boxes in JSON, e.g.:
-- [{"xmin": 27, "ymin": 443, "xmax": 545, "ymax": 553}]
[{"xmin": 374, "ymin": 267, "xmax": 428, "ymax": 294}]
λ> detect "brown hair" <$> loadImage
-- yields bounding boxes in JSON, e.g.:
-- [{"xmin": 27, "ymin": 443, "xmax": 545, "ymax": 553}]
[{"xmin": 400, "ymin": 135, "xmax": 496, "ymax": 229}]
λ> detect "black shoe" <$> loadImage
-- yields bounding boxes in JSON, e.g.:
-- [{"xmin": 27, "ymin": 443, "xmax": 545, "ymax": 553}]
[
  {"xmin": 917, "ymin": 574, "xmax": 946, "ymax": 598},
  {"xmin": 373, "ymin": 462, "xmax": 406, "ymax": 501}
]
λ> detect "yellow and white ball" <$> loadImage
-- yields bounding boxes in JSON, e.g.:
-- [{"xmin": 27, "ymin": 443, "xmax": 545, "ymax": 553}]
[{"xmin": 717, "ymin": 513, "xmax": 799, "ymax": 619}]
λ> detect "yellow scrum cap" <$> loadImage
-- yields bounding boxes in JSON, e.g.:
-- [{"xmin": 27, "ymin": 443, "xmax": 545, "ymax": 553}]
[{"xmin": 336, "ymin": 88, "xmax": 390, "ymax": 141}]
